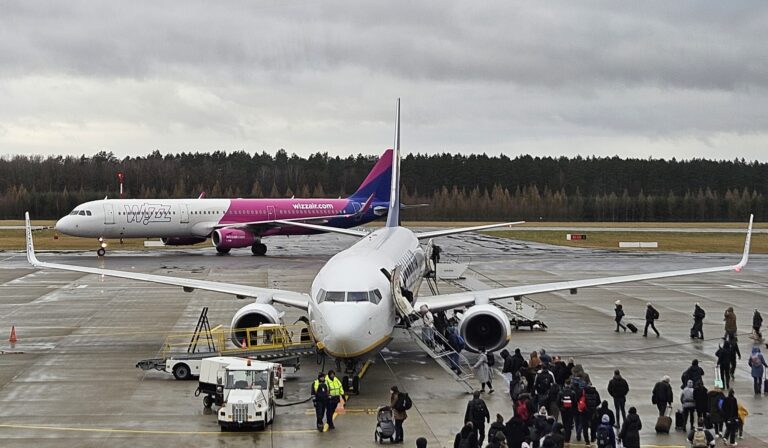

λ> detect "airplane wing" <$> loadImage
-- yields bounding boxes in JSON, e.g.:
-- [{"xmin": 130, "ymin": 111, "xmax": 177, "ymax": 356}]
[
  {"xmin": 212, "ymin": 194, "xmax": 375, "ymax": 232},
  {"xmin": 414, "ymin": 221, "xmax": 525, "ymax": 240},
  {"xmin": 417, "ymin": 215, "xmax": 753, "ymax": 311},
  {"xmin": 23, "ymin": 213, "xmax": 310, "ymax": 310}
]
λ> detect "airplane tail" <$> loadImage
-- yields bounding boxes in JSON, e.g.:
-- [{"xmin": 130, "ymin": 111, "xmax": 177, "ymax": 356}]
[
  {"xmin": 385, "ymin": 99, "xmax": 401, "ymax": 228},
  {"xmin": 348, "ymin": 148, "xmax": 393, "ymax": 203}
]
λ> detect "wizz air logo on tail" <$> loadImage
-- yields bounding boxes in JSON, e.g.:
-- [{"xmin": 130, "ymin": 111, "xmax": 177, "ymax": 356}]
[{"xmin": 124, "ymin": 204, "xmax": 172, "ymax": 225}]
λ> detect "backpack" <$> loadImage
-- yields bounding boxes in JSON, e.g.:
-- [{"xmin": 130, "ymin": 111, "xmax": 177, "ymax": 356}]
[
  {"xmin": 595, "ymin": 424, "xmax": 612, "ymax": 448},
  {"xmin": 471, "ymin": 399, "xmax": 486, "ymax": 421},
  {"xmin": 535, "ymin": 372, "xmax": 553, "ymax": 395},
  {"xmin": 394, "ymin": 393, "xmax": 412, "ymax": 412},
  {"xmin": 516, "ymin": 400, "xmax": 530, "ymax": 421},
  {"xmin": 458, "ymin": 436, "xmax": 472, "ymax": 448},
  {"xmin": 486, "ymin": 352, "xmax": 496, "ymax": 367},
  {"xmin": 691, "ymin": 429, "xmax": 708, "ymax": 448},
  {"xmin": 652, "ymin": 308, "xmax": 660, "ymax": 320},
  {"xmin": 577, "ymin": 391, "xmax": 587, "ymax": 413}
]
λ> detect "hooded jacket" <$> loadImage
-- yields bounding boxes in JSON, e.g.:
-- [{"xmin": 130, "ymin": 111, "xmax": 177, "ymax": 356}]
[
  {"xmin": 707, "ymin": 389, "xmax": 725, "ymax": 424},
  {"xmin": 597, "ymin": 401, "xmax": 616, "ymax": 427},
  {"xmin": 619, "ymin": 412, "xmax": 642, "ymax": 448},
  {"xmin": 724, "ymin": 307, "xmax": 737, "ymax": 333}
]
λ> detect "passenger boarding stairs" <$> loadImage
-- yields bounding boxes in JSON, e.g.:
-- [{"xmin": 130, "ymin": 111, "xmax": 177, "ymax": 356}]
[{"xmin": 406, "ymin": 322, "xmax": 475, "ymax": 393}]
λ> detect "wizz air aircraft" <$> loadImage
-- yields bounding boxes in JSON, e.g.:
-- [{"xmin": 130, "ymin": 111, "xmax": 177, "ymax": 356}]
[
  {"xmin": 53, "ymin": 149, "xmax": 394, "ymax": 256},
  {"xmin": 24, "ymin": 100, "xmax": 753, "ymax": 391}
]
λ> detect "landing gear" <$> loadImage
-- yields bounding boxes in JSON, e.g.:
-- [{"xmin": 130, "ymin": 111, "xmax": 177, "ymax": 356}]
[
  {"xmin": 341, "ymin": 359, "xmax": 362, "ymax": 395},
  {"xmin": 96, "ymin": 237, "xmax": 107, "ymax": 257},
  {"xmin": 251, "ymin": 243, "xmax": 267, "ymax": 256},
  {"xmin": 216, "ymin": 247, "xmax": 231, "ymax": 255},
  {"xmin": 97, "ymin": 248, "xmax": 106, "ymax": 257}
]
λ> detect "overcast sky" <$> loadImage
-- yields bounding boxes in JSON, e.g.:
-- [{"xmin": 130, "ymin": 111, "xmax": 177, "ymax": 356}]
[{"xmin": 1, "ymin": 1, "xmax": 767, "ymax": 161}]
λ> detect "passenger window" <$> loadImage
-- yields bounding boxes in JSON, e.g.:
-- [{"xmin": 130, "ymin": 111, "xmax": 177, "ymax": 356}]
[
  {"xmin": 347, "ymin": 291, "xmax": 369, "ymax": 303},
  {"xmin": 324, "ymin": 291, "xmax": 346, "ymax": 302}
]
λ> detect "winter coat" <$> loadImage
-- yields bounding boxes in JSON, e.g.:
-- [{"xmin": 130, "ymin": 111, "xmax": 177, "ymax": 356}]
[
  {"xmin": 583, "ymin": 386, "xmax": 601, "ymax": 411},
  {"xmin": 682, "ymin": 364, "xmax": 704, "ymax": 387},
  {"xmin": 724, "ymin": 307, "xmax": 737, "ymax": 334},
  {"xmin": 552, "ymin": 361, "xmax": 569, "ymax": 386},
  {"xmin": 707, "ymin": 390, "xmax": 725, "ymax": 424},
  {"xmin": 465, "ymin": 398, "xmax": 490, "ymax": 425},
  {"xmin": 391, "ymin": 392, "xmax": 407, "ymax": 420},
  {"xmin": 693, "ymin": 383, "xmax": 709, "ymax": 413},
  {"xmin": 502, "ymin": 351, "xmax": 515, "ymax": 374},
  {"xmin": 614, "ymin": 304, "xmax": 625, "ymax": 322},
  {"xmin": 645, "ymin": 305, "xmax": 659, "ymax": 322},
  {"xmin": 488, "ymin": 421, "xmax": 506, "ymax": 445},
  {"xmin": 454, "ymin": 426, "xmax": 479, "ymax": 448},
  {"xmin": 693, "ymin": 304, "xmax": 706, "ymax": 321},
  {"xmin": 504, "ymin": 416, "xmax": 529, "ymax": 448},
  {"xmin": 509, "ymin": 351, "xmax": 528, "ymax": 374},
  {"xmin": 597, "ymin": 402, "xmax": 616, "ymax": 427},
  {"xmin": 473, "ymin": 353, "xmax": 492, "ymax": 384},
  {"xmin": 680, "ymin": 381, "xmax": 696, "ymax": 409},
  {"xmin": 721, "ymin": 395, "xmax": 738, "ymax": 422},
  {"xmin": 607, "ymin": 374, "xmax": 629, "ymax": 399},
  {"xmin": 651, "ymin": 381, "xmax": 673, "ymax": 406},
  {"xmin": 748, "ymin": 349, "xmax": 768, "ymax": 378},
  {"xmin": 618, "ymin": 412, "xmax": 642, "ymax": 448},
  {"xmin": 716, "ymin": 345, "xmax": 731, "ymax": 367},
  {"xmin": 754, "ymin": 310, "xmax": 763, "ymax": 330}
]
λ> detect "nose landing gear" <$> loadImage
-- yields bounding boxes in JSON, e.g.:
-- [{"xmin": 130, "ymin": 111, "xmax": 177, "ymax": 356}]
[
  {"xmin": 338, "ymin": 358, "xmax": 363, "ymax": 395},
  {"xmin": 96, "ymin": 237, "xmax": 107, "ymax": 257}
]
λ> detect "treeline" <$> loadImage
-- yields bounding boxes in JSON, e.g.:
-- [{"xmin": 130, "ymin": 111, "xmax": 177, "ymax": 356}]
[{"xmin": 1, "ymin": 150, "xmax": 767, "ymax": 221}]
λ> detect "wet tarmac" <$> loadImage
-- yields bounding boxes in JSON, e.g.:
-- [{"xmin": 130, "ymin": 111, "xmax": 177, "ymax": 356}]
[{"xmin": 1, "ymin": 231, "xmax": 767, "ymax": 447}]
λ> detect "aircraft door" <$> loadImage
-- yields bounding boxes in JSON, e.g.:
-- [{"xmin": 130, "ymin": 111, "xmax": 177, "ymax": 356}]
[
  {"xmin": 103, "ymin": 203, "xmax": 115, "ymax": 225},
  {"xmin": 180, "ymin": 204, "xmax": 189, "ymax": 224},
  {"xmin": 267, "ymin": 205, "xmax": 276, "ymax": 220}
]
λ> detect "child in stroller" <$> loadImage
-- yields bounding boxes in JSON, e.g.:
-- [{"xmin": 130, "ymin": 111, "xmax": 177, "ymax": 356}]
[{"xmin": 374, "ymin": 405, "xmax": 396, "ymax": 443}]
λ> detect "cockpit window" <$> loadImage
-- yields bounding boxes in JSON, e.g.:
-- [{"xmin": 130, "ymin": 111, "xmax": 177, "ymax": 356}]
[
  {"xmin": 370, "ymin": 289, "xmax": 382, "ymax": 304},
  {"xmin": 70, "ymin": 210, "xmax": 79, "ymax": 215},
  {"xmin": 323, "ymin": 291, "xmax": 346, "ymax": 302},
  {"xmin": 347, "ymin": 291, "xmax": 368, "ymax": 302},
  {"xmin": 85, "ymin": 210, "xmax": 92, "ymax": 216},
  {"xmin": 78, "ymin": 210, "xmax": 86, "ymax": 216}
]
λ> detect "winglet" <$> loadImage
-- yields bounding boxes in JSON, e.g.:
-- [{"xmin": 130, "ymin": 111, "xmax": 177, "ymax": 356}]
[
  {"xmin": 25, "ymin": 212, "xmax": 40, "ymax": 266},
  {"xmin": 734, "ymin": 213, "xmax": 753, "ymax": 272}
]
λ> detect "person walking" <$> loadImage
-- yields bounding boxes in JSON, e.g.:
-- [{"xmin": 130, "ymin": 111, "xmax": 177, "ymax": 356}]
[
  {"xmin": 693, "ymin": 380, "xmax": 709, "ymax": 424},
  {"xmin": 643, "ymin": 303, "xmax": 660, "ymax": 337},
  {"xmin": 651, "ymin": 376, "xmax": 673, "ymax": 416},
  {"xmin": 488, "ymin": 413, "xmax": 506, "ymax": 446},
  {"xmin": 721, "ymin": 389, "xmax": 739, "ymax": 446},
  {"xmin": 737, "ymin": 402, "xmax": 748, "ymax": 440},
  {"xmin": 748, "ymin": 346, "xmax": 768, "ymax": 394},
  {"xmin": 325, "ymin": 370, "xmax": 344, "ymax": 430},
  {"xmin": 534, "ymin": 365, "xmax": 556, "ymax": 410},
  {"xmin": 465, "ymin": 390, "xmax": 490, "ymax": 446},
  {"xmin": 311, "ymin": 372, "xmax": 330, "ymax": 431},
  {"xmin": 504, "ymin": 414, "xmax": 530, "ymax": 448},
  {"xmin": 724, "ymin": 307, "xmax": 737, "ymax": 340},
  {"xmin": 454, "ymin": 422, "xmax": 478, "ymax": 448},
  {"xmin": 618, "ymin": 407, "xmax": 642, "ymax": 448},
  {"xmin": 582, "ymin": 383, "xmax": 601, "ymax": 444},
  {"xmin": 447, "ymin": 327, "xmax": 465, "ymax": 374},
  {"xmin": 559, "ymin": 379, "xmax": 576, "ymax": 442},
  {"xmin": 419, "ymin": 304, "xmax": 435, "ymax": 348},
  {"xmin": 716, "ymin": 342, "xmax": 733, "ymax": 390},
  {"xmin": 607, "ymin": 369, "xmax": 628, "ymax": 428},
  {"xmin": 727, "ymin": 337, "xmax": 741, "ymax": 378},
  {"xmin": 596, "ymin": 400, "xmax": 616, "ymax": 429},
  {"xmin": 753, "ymin": 309, "xmax": 763, "ymax": 340},
  {"xmin": 390, "ymin": 386, "xmax": 408, "ymax": 443},
  {"xmin": 614, "ymin": 300, "xmax": 627, "ymax": 332},
  {"xmin": 707, "ymin": 385, "xmax": 726, "ymax": 437},
  {"xmin": 474, "ymin": 348, "xmax": 494, "ymax": 393},
  {"xmin": 691, "ymin": 303, "xmax": 706, "ymax": 339},
  {"xmin": 680, "ymin": 380, "xmax": 696, "ymax": 431}
]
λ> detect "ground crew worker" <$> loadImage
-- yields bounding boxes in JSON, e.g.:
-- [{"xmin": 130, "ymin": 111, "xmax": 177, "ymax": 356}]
[
  {"xmin": 311, "ymin": 372, "xmax": 329, "ymax": 431},
  {"xmin": 325, "ymin": 370, "xmax": 344, "ymax": 430}
]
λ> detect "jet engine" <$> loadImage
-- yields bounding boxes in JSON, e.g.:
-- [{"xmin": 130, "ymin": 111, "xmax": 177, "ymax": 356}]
[
  {"xmin": 230, "ymin": 303, "xmax": 284, "ymax": 346},
  {"xmin": 161, "ymin": 236, "xmax": 207, "ymax": 246},
  {"xmin": 212, "ymin": 228, "xmax": 257, "ymax": 250},
  {"xmin": 457, "ymin": 304, "xmax": 511, "ymax": 352}
]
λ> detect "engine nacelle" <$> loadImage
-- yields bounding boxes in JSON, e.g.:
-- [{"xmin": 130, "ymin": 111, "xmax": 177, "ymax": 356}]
[
  {"xmin": 161, "ymin": 236, "xmax": 207, "ymax": 246},
  {"xmin": 212, "ymin": 228, "xmax": 257, "ymax": 249},
  {"xmin": 230, "ymin": 303, "xmax": 284, "ymax": 346},
  {"xmin": 457, "ymin": 304, "xmax": 511, "ymax": 353}
]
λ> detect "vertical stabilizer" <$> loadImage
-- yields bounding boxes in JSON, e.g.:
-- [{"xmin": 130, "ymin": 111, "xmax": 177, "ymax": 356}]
[{"xmin": 385, "ymin": 99, "xmax": 401, "ymax": 228}]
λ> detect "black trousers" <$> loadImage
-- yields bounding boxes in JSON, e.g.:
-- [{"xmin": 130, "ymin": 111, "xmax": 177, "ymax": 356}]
[
  {"xmin": 615, "ymin": 319, "xmax": 627, "ymax": 331},
  {"xmin": 691, "ymin": 319, "xmax": 704, "ymax": 338},
  {"xmin": 644, "ymin": 320, "xmax": 660, "ymax": 336},
  {"xmin": 614, "ymin": 397, "xmax": 626, "ymax": 427},
  {"xmin": 683, "ymin": 407, "xmax": 695, "ymax": 428},
  {"xmin": 314, "ymin": 399, "xmax": 327, "ymax": 427},
  {"xmin": 326, "ymin": 397, "xmax": 339, "ymax": 427},
  {"xmin": 561, "ymin": 410, "xmax": 574, "ymax": 441},
  {"xmin": 394, "ymin": 418, "xmax": 405, "ymax": 442},
  {"xmin": 473, "ymin": 421, "xmax": 486, "ymax": 446},
  {"xmin": 656, "ymin": 402, "xmax": 667, "ymax": 416},
  {"xmin": 719, "ymin": 365, "xmax": 731, "ymax": 390},
  {"xmin": 724, "ymin": 419, "xmax": 738, "ymax": 445}
]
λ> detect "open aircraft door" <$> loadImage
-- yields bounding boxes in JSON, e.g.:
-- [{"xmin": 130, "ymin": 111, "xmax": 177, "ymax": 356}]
[
  {"xmin": 390, "ymin": 266, "xmax": 414, "ymax": 318},
  {"xmin": 103, "ymin": 203, "xmax": 115, "ymax": 225}
]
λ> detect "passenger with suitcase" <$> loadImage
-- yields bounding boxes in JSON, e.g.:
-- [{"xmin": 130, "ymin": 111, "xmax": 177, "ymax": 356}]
[
  {"xmin": 614, "ymin": 300, "xmax": 627, "ymax": 332},
  {"xmin": 706, "ymin": 384, "xmax": 725, "ymax": 437},
  {"xmin": 651, "ymin": 376, "xmax": 673, "ymax": 416},
  {"xmin": 748, "ymin": 346, "xmax": 768, "ymax": 394},
  {"xmin": 618, "ymin": 407, "xmax": 642, "ymax": 448}
]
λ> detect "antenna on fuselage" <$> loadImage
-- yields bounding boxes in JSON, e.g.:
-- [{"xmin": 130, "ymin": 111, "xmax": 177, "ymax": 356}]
[{"xmin": 385, "ymin": 98, "xmax": 401, "ymax": 228}]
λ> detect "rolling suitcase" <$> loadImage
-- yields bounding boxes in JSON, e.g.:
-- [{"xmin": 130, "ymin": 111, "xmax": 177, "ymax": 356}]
[
  {"xmin": 675, "ymin": 409, "xmax": 685, "ymax": 431},
  {"xmin": 655, "ymin": 407, "xmax": 672, "ymax": 434},
  {"xmin": 626, "ymin": 323, "xmax": 638, "ymax": 333}
]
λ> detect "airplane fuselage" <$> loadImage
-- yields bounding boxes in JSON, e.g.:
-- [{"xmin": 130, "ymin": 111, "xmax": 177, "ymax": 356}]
[
  {"xmin": 55, "ymin": 198, "xmax": 387, "ymax": 239},
  {"xmin": 308, "ymin": 226, "xmax": 426, "ymax": 360}
]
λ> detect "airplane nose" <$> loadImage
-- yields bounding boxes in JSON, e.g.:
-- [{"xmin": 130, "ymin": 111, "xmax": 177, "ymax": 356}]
[
  {"xmin": 324, "ymin": 310, "xmax": 368, "ymax": 356},
  {"xmin": 55, "ymin": 217, "xmax": 71, "ymax": 234}
]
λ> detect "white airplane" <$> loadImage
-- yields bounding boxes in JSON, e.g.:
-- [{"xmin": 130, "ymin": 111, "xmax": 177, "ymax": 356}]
[{"xmin": 24, "ymin": 100, "xmax": 753, "ymax": 391}]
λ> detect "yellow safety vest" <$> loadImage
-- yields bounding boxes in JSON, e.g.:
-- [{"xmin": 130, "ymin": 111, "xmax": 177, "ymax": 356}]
[{"xmin": 327, "ymin": 377, "xmax": 344, "ymax": 397}]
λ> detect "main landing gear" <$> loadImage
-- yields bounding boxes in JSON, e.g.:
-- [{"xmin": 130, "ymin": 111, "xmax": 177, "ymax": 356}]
[
  {"xmin": 251, "ymin": 242, "xmax": 267, "ymax": 256},
  {"xmin": 216, "ymin": 247, "xmax": 231, "ymax": 256}
]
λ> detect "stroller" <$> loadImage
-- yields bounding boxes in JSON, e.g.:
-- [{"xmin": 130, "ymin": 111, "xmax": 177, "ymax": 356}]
[{"xmin": 374, "ymin": 406, "xmax": 396, "ymax": 443}]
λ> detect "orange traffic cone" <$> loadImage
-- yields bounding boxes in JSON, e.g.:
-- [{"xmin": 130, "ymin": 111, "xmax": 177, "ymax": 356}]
[{"xmin": 9, "ymin": 326, "xmax": 17, "ymax": 343}]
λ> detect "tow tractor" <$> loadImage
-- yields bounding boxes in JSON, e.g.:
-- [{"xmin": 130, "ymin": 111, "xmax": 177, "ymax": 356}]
[{"xmin": 197, "ymin": 356, "xmax": 283, "ymax": 431}]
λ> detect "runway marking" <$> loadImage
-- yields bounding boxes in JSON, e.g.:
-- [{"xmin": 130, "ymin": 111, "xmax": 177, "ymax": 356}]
[{"xmin": 0, "ymin": 423, "xmax": 318, "ymax": 435}]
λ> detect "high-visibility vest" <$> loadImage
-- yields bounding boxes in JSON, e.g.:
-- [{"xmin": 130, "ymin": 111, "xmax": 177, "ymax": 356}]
[{"xmin": 327, "ymin": 377, "xmax": 344, "ymax": 397}]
